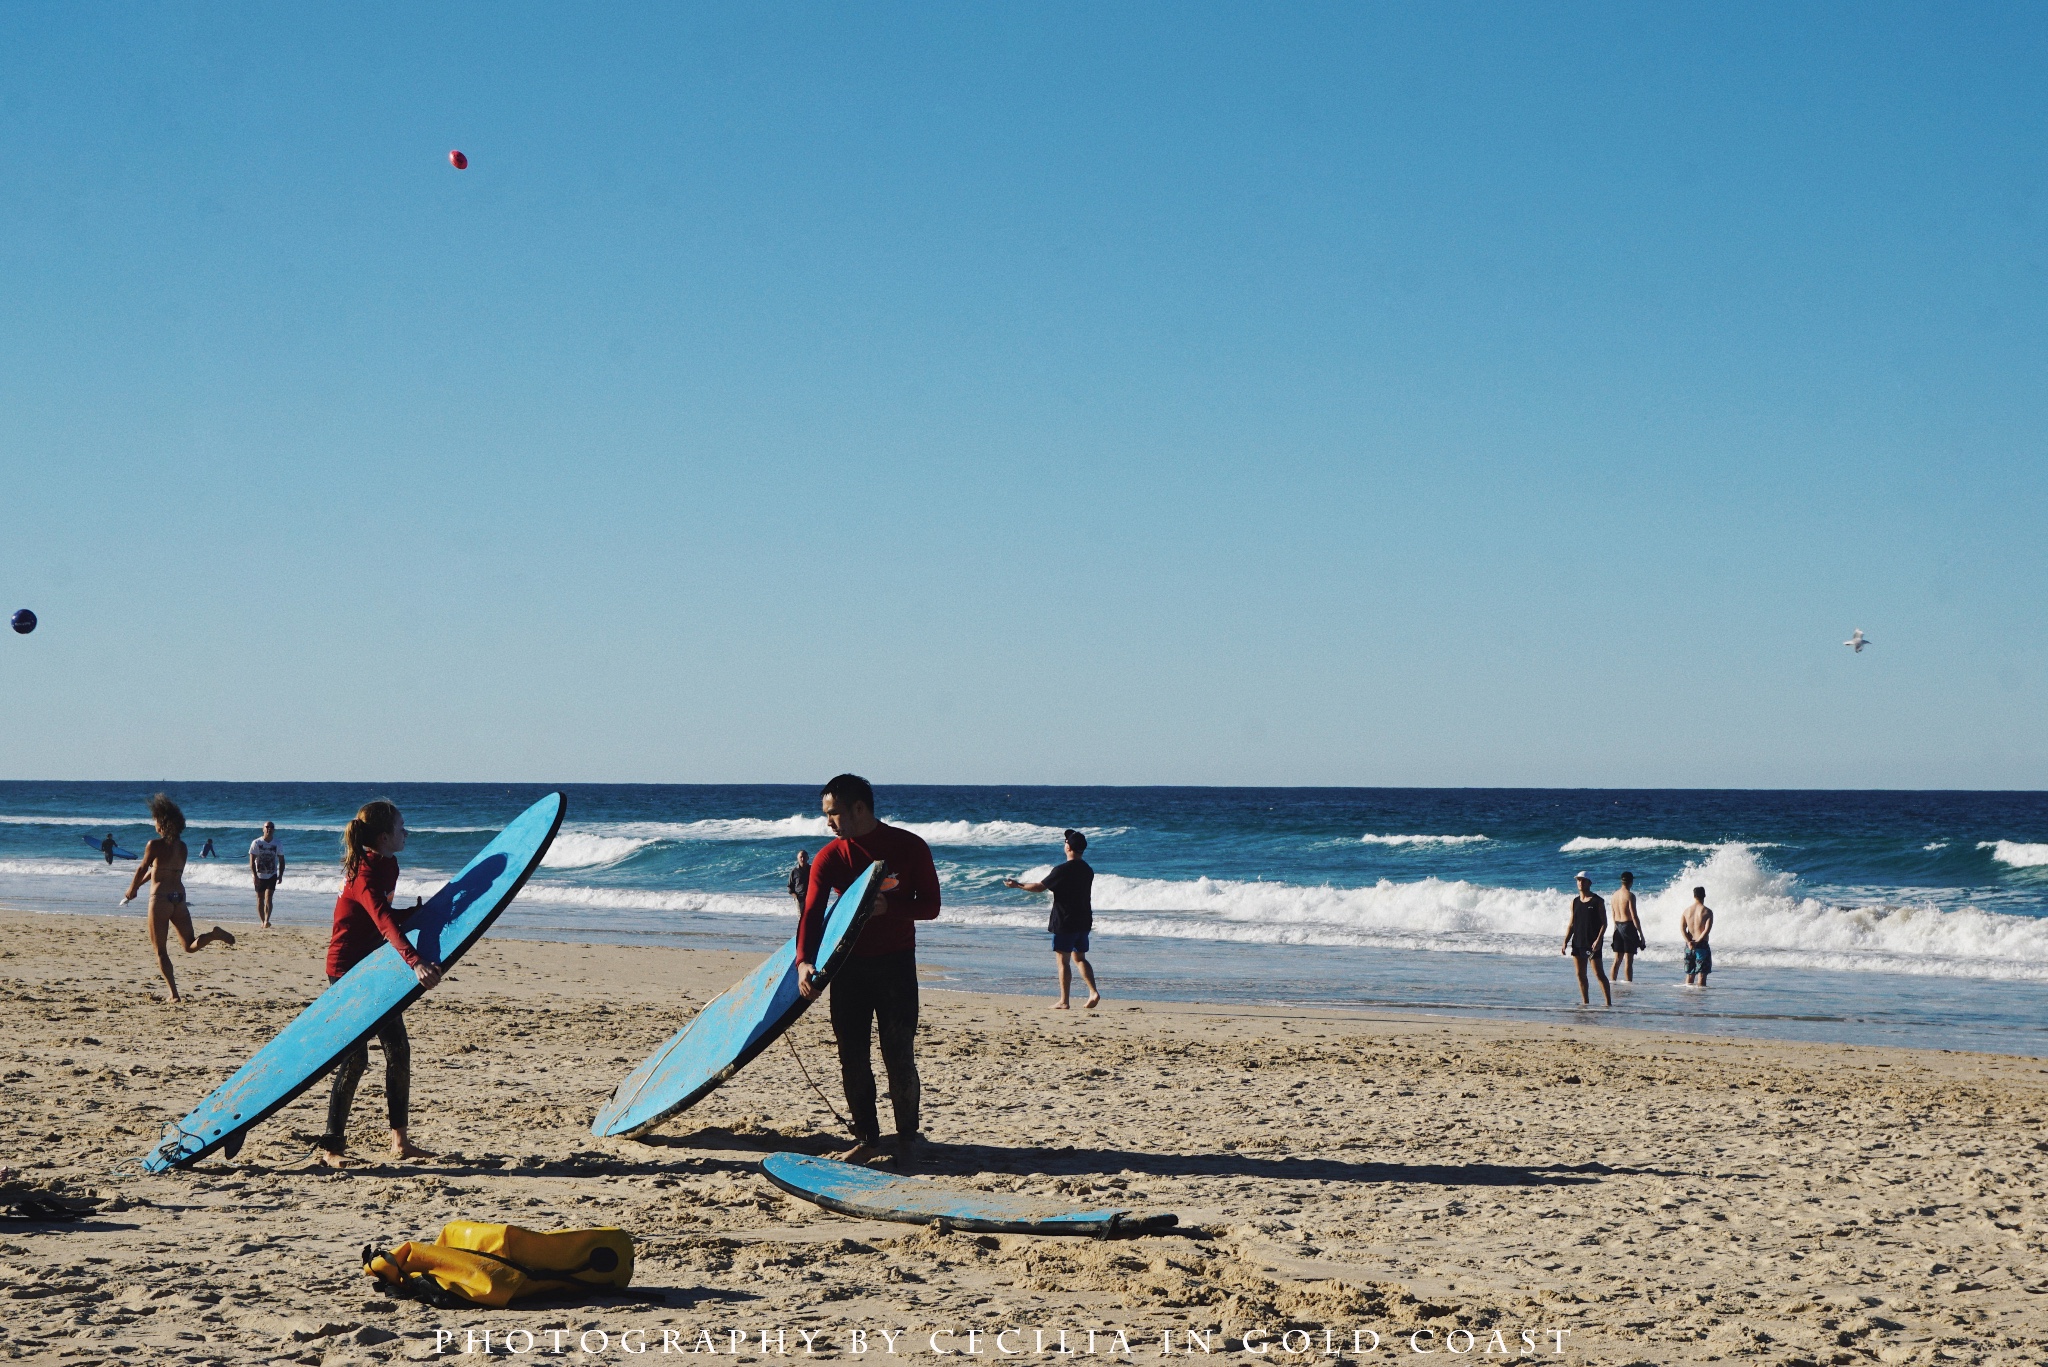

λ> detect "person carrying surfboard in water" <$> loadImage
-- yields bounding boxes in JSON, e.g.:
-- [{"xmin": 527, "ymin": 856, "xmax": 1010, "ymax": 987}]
[
  {"xmin": 315, "ymin": 800, "xmax": 442, "ymax": 1168},
  {"xmin": 796, "ymin": 774, "xmax": 941, "ymax": 1167},
  {"xmin": 120, "ymin": 794, "xmax": 235, "ymax": 1003}
]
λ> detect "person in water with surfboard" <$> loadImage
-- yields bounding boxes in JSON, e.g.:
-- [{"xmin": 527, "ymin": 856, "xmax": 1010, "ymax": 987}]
[
  {"xmin": 119, "ymin": 794, "xmax": 235, "ymax": 1003},
  {"xmin": 796, "ymin": 774, "xmax": 941, "ymax": 1166},
  {"xmin": 316, "ymin": 800, "xmax": 442, "ymax": 1168}
]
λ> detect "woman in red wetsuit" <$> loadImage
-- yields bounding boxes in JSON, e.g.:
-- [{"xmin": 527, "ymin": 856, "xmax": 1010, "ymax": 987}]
[{"xmin": 316, "ymin": 800, "xmax": 443, "ymax": 1168}]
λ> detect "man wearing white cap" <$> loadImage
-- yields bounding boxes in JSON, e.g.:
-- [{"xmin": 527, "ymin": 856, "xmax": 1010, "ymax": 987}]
[{"xmin": 1560, "ymin": 872, "xmax": 1612, "ymax": 1007}]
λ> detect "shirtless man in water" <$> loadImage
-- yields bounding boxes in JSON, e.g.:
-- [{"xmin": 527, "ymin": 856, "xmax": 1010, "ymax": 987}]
[
  {"xmin": 1609, "ymin": 870, "xmax": 1645, "ymax": 982},
  {"xmin": 1682, "ymin": 886, "xmax": 1714, "ymax": 986},
  {"xmin": 120, "ymin": 793, "xmax": 234, "ymax": 1002}
]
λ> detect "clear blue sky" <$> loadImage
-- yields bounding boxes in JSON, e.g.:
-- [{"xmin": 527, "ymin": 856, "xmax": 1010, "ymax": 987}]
[{"xmin": 2, "ymin": 3, "xmax": 2043, "ymax": 787}]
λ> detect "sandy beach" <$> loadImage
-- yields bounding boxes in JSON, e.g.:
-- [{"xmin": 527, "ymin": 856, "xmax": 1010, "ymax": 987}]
[{"xmin": 1, "ymin": 906, "xmax": 2043, "ymax": 1365}]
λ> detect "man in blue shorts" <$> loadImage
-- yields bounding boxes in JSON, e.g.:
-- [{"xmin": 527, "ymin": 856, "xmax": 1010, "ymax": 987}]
[
  {"xmin": 1683, "ymin": 885, "xmax": 1714, "ymax": 986},
  {"xmin": 1006, "ymin": 830, "xmax": 1101, "ymax": 1010}
]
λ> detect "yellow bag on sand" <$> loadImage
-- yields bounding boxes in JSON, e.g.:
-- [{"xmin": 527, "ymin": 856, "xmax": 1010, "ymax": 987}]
[{"xmin": 365, "ymin": 1223, "xmax": 634, "ymax": 1308}]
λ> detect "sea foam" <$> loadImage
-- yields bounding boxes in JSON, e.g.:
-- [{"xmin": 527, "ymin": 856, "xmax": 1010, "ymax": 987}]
[
  {"xmin": 1007, "ymin": 844, "xmax": 2048, "ymax": 981},
  {"xmin": 1980, "ymin": 840, "xmax": 2048, "ymax": 869},
  {"xmin": 568, "ymin": 816, "xmax": 1121, "ymax": 848},
  {"xmin": 1359, "ymin": 833, "xmax": 1490, "ymax": 846}
]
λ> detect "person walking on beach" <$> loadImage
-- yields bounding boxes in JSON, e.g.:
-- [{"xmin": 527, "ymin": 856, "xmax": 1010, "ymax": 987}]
[
  {"xmin": 1560, "ymin": 872, "xmax": 1612, "ymax": 1007},
  {"xmin": 119, "ymin": 794, "xmax": 235, "ymax": 1003},
  {"xmin": 316, "ymin": 800, "xmax": 441, "ymax": 1168},
  {"xmin": 795, "ymin": 774, "xmax": 941, "ymax": 1166},
  {"xmin": 1682, "ymin": 886, "xmax": 1714, "ymax": 986},
  {"xmin": 249, "ymin": 821, "xmax": 285, "ymax": 928},
  {"xmin": 1005, "ymin": 829, "xmax": 1101, "ymax": 1010},
  {"xmin": 787, "ymin": 848, "xmax": 811, "ymax": 909},
  {"xmin": 1609, "ymin": 871, "xmax": 1646, "ymax": 982}
]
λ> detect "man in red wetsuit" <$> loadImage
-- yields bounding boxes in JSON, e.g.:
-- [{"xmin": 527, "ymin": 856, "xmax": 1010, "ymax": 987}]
[{"xmin": 797, "ymin": 773, "xmax": 941, "ymax": 1164}]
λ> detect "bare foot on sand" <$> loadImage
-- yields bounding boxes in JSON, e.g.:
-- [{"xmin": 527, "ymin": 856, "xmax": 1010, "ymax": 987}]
[
  {"xmin": 1085, "ymin": 994, "xmax": 1101, "ymax": 1009},
  {"xmin": 1053, "ymin": 999, "xmax": 1071, "ymax": 1009},
  {"xmin": 835, "ymin": 1140, "xmax": 893, "ymax": 1167},
  {"xmin": 313, "ymin": 1147, "xmax": 349, "ymax": 1169}
]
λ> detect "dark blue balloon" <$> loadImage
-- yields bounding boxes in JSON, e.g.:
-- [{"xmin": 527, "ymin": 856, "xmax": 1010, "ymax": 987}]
[{"xmin": 10, "ymin": 609, "xmax": 35, "ymax": 635}]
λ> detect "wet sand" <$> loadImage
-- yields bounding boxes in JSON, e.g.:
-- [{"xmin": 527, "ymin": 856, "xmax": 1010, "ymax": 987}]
[{"xmin": 1, "ymin": 906, "xmax": 2044, "ymax": 1364}]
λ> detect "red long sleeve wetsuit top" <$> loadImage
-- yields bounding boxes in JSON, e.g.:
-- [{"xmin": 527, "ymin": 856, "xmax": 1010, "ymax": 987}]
[
  {"xmin": 798, "ymin": 822, "xmax": 942, "ymax": 964},
  {"xmin": 326, "ymin": 852, "xmax": 424, "ymax": 978}
]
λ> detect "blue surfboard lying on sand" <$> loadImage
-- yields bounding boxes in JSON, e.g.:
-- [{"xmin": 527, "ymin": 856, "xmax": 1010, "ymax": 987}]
[
  {"xmin": 761, "ymin": 1153, "xmax": 1180, "ymax": 1237},
  {"xmin": 140, "ymin": 792, "xmax": 566, "ymax": 1172},
  {"xmin": 591, "ymin": 862, "xmax": 886, "ymax": 1138},
  {"xmin": 83, "ymin": 836, "xmax": 138, "ymax": 860}
]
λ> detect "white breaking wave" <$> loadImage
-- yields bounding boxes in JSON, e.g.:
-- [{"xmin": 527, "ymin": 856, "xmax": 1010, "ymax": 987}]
[
  {"xmin": 564, "ymin": 816, "xmax": 1122, "ymax": 848},
  {"xmin": 541, "ymin": 832, "xmax": 655, "ymax": 869},
  {"xmin": 1560, "ymin": 836, "xmax": 1716, "ymax": 853},
  {"xmin": 0, "ymin": 813, "xmax": 493, "ymax": 834},
  {"xmin": 1360, "ymin": 833, "xmax": 1489, "ymax": 847},
  {"xmin": 1924, "ymin": 842, "xmax": 1949, "ymax": 852},
  {"xmin": 1010, "ymin": 845, "xmax": 2048, "ymax": 981},
  {"xmin": 0, "ymin": 857, "xmax": 445, "ymax": 903},
  {"xmin": 1981, "ymin": 840, "xmax": 2048, "ymax": 869}
]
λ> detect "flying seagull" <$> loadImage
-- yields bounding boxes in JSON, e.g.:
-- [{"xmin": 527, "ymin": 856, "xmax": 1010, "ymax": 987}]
[{"xmin": 1844, "ymin": 629, "xmax": 1870, "ymax": 653}]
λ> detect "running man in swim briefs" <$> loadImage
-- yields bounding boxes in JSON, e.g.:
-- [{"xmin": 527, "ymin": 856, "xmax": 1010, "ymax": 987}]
[
  {"xmin": 1005, "ymin": 828, "xmax": 1101, "ymax": 1010},
  {"xmin": 795, "ymin": 774, "xmax": 940, "ymax": 1166},
  {"xmin": 1560, "ymin": 872, "xmax": 1612, "ymax": 1007},
  {"xmin": 1682, "ymin": 886, "xmax": 1714, "ymax": 986},
  {"xmin": 249, "ymin": 821, "xmax": 285, "ymax": 928},
  {"xmin": 1609, "ymin": 870, "xmax": 1645, "ymax": 982},
  {"xmin": 120, "ymin": 794, "xmax": 234, "ymax": 1003}
]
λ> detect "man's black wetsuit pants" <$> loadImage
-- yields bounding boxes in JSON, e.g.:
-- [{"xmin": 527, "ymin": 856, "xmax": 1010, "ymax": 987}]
[{"xmin": 828, "ymin": 950, "xmax": 921, "ymax": 1143}]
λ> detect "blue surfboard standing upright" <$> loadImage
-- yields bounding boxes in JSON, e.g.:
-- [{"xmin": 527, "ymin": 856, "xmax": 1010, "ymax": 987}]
[
  {"xmin": 141, "ymin": 792, "xmax": 566, "ymax": 1172},
  {"xmin": 592, "ymin": 861, "xmax": 887, "ymax": 1138}
]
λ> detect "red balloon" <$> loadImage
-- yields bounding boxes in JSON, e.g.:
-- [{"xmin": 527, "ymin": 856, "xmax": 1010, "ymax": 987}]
[{"xmin": 449, "ymin": 149, "xmax": 468, "ymax": 170}]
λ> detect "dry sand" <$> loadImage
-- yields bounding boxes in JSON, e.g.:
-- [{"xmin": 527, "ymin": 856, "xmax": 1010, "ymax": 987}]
[{"xmin": 1, "ymin": 906, "xmax": 2044, "ymax": 1365}]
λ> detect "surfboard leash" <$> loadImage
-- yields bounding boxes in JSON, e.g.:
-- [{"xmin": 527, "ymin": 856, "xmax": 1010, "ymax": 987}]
[{"xmin": 783, "ymin": 1034, "xmax": 853, "ymax": 1136}]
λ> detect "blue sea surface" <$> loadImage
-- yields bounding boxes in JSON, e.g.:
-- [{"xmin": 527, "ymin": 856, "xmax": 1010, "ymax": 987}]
[{"xmin": 4, "ymin": 782, "xmax": 2046, "ymax": 1056}]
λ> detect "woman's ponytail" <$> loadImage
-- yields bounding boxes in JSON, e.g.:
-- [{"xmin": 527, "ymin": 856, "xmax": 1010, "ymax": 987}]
[{"xmin": 341, "ymin": 800, "xmax": 400, "ymax": 881}]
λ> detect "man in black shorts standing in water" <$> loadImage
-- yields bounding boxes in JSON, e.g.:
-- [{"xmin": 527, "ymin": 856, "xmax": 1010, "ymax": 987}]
[
  {"xmin": 1561, "ymin": 871, "xmax": 1612, "ymax": 1007},
  {"xmin": 795, "ymin": 774, "xmax": 942, "ymax": 1165},
  {"xmin": 1006, "ymin": 829, "xmax": 1101, "ymax": 1009}
]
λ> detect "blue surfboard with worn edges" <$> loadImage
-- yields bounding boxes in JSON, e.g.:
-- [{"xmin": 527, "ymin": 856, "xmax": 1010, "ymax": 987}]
[
  {"xmin": 591, "ymin": 862, "xmax": 886, "ymax": 1138},
  {"xmin": 760, "ymin": 1153, "xmax": 1179, "ymax": 1237},
  {"xmin": 83, "ymin": 835, "xmax": 138, "ymax": 860},
  {"xmin": 140, "ymin": 792, "xmax": 565, "ymax": 1171}
]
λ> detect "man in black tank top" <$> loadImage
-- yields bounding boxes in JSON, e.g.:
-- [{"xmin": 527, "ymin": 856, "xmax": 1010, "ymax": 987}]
[{"xmin": 1560, "ymin": 872, "xmax": 1612, "ymax": 1007}]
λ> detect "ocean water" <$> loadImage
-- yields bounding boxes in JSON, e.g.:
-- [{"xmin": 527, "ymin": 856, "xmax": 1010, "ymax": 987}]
[{"xmin": 5, "ymin": 782, "xmax": 2047, "ymax": 1056}]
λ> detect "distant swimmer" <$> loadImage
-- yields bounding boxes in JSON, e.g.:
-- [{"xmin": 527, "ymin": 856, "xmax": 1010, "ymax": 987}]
[
  {"xmin": 1682, "ymin": 886, "xmax": 1714, "ymax": 986},
  {"xmin": 119, "ymin": 794, "xmax": 235, "ymax": 1003},
  {"xmin": 1844, "ymin": 629, "xmax": 1870, "ymax": 653},
  {"xmin": 1560, "ymin": 872, "xmax": 1612, "ymax": 1007},
  {"xmin": 1005, "ymin": 828, "xmax": 1101, "ymax": 1010},
  {"xmin": 199, "ymin": 837, "xmax": 215, "ymax": 859}
]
